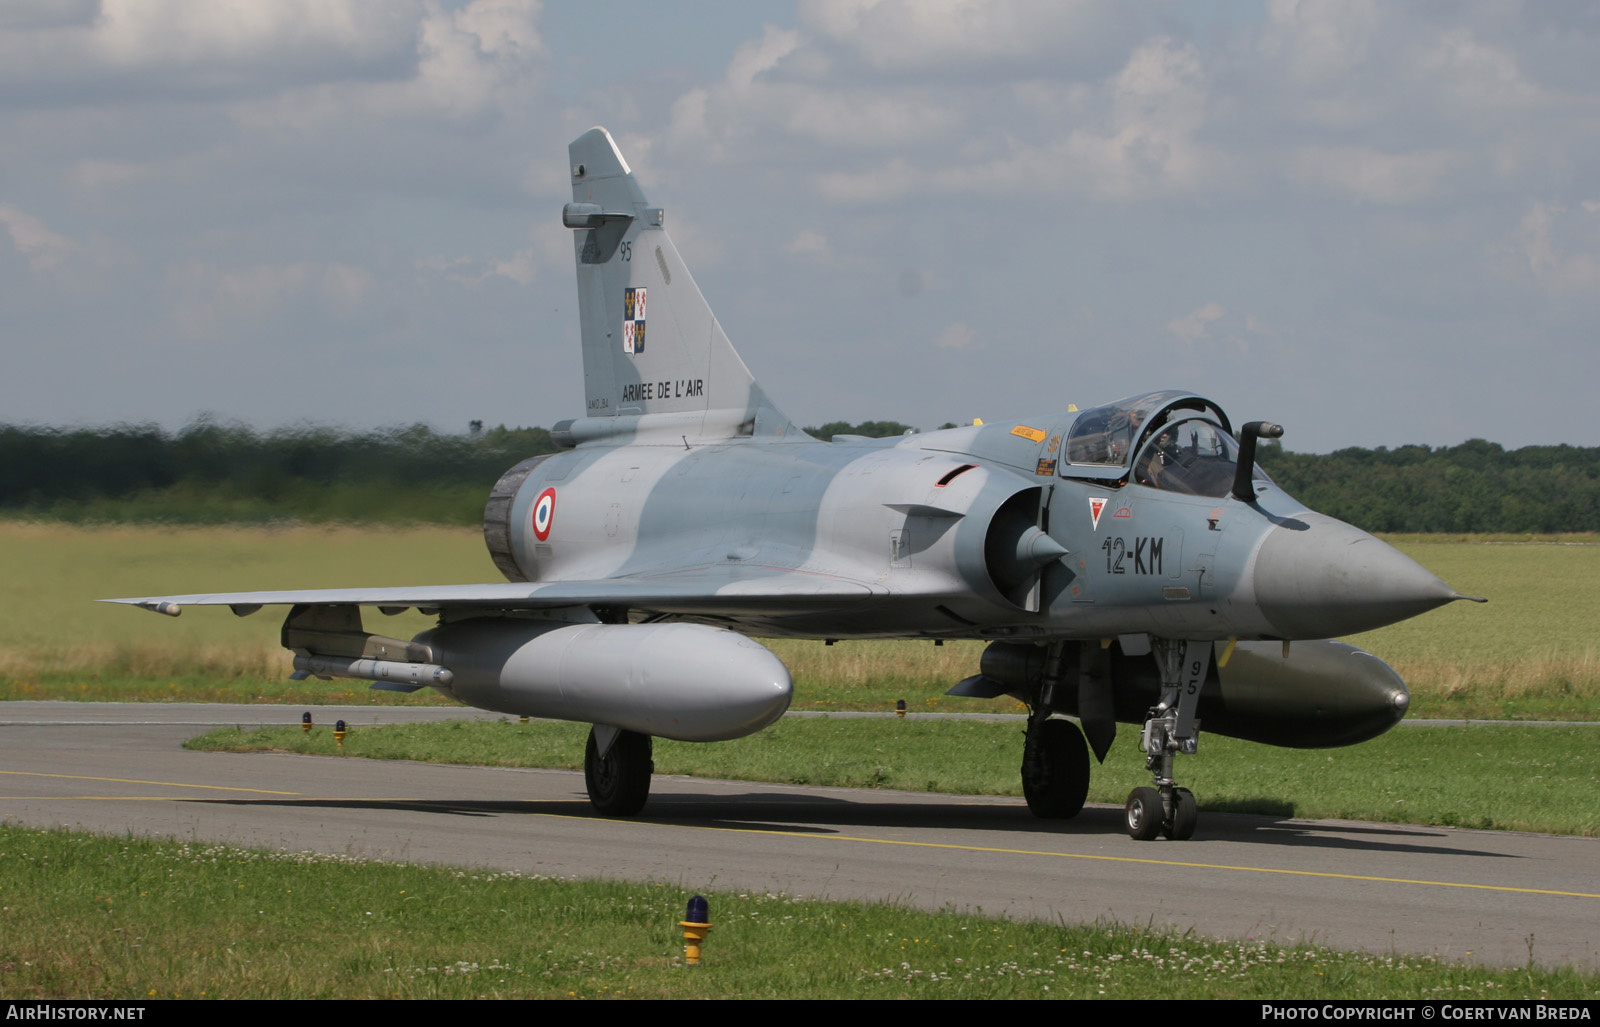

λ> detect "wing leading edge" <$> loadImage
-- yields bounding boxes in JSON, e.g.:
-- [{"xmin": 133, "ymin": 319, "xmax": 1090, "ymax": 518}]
[{"xmin": 103, "ymin": 566, "xmax": 890, "ymax": 618}]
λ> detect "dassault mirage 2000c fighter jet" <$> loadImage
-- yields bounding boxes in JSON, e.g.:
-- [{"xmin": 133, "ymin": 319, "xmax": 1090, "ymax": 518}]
[{"xmin": 111, "ymin": 127, "xmax": 1482, "ymax": 840}]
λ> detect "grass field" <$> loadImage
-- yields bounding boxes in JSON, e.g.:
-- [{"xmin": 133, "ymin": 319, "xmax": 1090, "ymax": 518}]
[
  {"xmin": 2, "ymin": 523, "xmax": 1597, "ymax": 719},
  {"xmin": 188, "ymin": 716, "xmax": 1600, "ymax": 836},
  {"xmin": 1343, "ymin": 538, "xmax": 1600, "ymax": 718},
  {"xmin": 0, "ymin": 522, "xmax": 487, "ymax": 705},
  {"xmin": 3, "ymin": 826, "xmax": 1593, "ymax": 999}
]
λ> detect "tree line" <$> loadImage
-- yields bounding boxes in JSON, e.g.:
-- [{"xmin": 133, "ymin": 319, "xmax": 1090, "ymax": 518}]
[
  {"xmin": 0, "ymin": 420, "xmax": 553, "ymax": 525},
  {"xmin": 1, "ymin": 421, "xmax": 1595, "ymax": 533},
  {"xmin": 1258, "ymin": 439, "xmax": 1600, "ymax": 534}
]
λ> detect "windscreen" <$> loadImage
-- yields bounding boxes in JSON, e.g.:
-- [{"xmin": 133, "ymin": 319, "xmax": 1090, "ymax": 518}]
[{"xmin": 1062, "ymin": 391, "xmax": 1191, "ymax": 468}]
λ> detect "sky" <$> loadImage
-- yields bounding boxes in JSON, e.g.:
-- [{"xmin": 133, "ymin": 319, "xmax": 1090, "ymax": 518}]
[{"xmin": 3, "ymin": 0, "xmax": 1598, "ymax": 453}]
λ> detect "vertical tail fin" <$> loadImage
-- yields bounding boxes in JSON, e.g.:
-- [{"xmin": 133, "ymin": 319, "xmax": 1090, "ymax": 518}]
[{"xmin": 566, "ymin": 127, "xmax": 793, "ymax": 440}]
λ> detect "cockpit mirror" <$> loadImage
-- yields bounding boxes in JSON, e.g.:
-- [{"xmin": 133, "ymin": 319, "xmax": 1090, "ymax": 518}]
[{"xmin": 1232, "ymin": 421, "xmax": 1284, "ymax": 501}]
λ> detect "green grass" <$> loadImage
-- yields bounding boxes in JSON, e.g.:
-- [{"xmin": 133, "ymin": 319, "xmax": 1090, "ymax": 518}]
[
  {"xmin": 2, "ymin": 826, "xmax": 1592, "ymax": 998},
  {"xmin": 0, "ymin": 522, "xmax": 492, "ymax": 706},
  {"xmin": 188, "ymin": 717, "xmax": 1600, "ymax": 836},
  {"xmin": 0, "ymin": 522, "xmax": 493, "ymax": 652},
  {"xmin": 1347, "ymin": 539, "xmax": 1598, "ymax": 664}
]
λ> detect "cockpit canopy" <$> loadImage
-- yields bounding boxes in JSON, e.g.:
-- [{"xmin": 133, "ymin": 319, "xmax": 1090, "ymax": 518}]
[{"xmin": 1062, "ymin": 390, "xmax": 1269, "ymax": 498}]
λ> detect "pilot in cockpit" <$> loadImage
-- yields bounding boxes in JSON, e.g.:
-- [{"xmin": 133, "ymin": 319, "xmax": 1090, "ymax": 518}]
[{"xmin": 1141, "ymin": 429, "xmax": 1178, "ymax": 487}]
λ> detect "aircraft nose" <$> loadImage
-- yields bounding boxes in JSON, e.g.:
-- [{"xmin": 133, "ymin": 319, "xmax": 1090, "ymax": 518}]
[{"xmin": 1252, "ymin": 511, "xmax": 1463, "ymax": 638}]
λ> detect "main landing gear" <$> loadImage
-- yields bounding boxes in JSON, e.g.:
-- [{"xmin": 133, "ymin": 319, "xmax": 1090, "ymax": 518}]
[
  {"xmin": 584, "ymin": 725, "xmax": 653, "ymax": 816},
  {"xmin": 1126, "ymin": 638, "xmax": 1211, "ymax": 841},
  {"xmin": 1022, "ymin": 717, "xmax": 1091, "ymax": 818},
  {"xmin": 1020, "ymin": 641, "xmax": 1092, "ymax": 819}
]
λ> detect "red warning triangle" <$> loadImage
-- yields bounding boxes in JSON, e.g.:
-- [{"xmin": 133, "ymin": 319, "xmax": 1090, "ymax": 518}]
[{"xmin": 1089, "ymin": 497, "xmax": 1107, "ymax": 531}]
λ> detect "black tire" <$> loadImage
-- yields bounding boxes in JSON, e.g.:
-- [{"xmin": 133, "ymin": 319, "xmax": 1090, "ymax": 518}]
[
  {"xmin": 1022, "ymin": 718, "xmax": 1091, "ymax": 819},
  {"xmin": 1163, "ymin": 787, "xmax": 1198, "ymax": 841},
  {"xmin": 1125, "ymin": 786, "xmax": 1164, "ymax": 841},
  {"xmin": 584, "ymin": 728, "xmax": 653, "ymax": 816}
]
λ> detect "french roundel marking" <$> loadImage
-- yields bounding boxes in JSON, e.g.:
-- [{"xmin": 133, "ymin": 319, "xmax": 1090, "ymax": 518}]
[{"xmin": 532, "ymin": 487, "xmax": 557, "ymax": 541}]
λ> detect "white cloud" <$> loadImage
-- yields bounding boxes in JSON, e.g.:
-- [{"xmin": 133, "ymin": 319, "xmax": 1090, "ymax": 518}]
[
  {"xmin": 0, "ymin": 0, "xmax": 96, "ymax": 31},
  {"xmin": 0, "ymin": 0, "xmax": 548, "ymax": 144},
  {"xmin": 934, "ymin": 322, "xmax": 976, "ymax": 350},
  {"xmin": 786, "ymin": 91, "xmax": 959, "ymax": 148},
  {"xmin": 1256, "ymin": 0, "xmax": 1383, "ymax": 87},
  {"xmin": 667, "ymin": 86, "xmax": 713, "ymax": 145},
  {"xmin": 1062, "ymin": 37, "xmax": 1216, "ymax": 198},
  {"xmin": 399, "ymin": 0, "xmax": 545, "ymax": 117},
  {"xmin": 0, "ymin": 202, "xmax": 121, "ymax": 292},
  {"xmin": 164, "ymin": 260, "xmax": 377, "ymax": 340},
  {"xmin": 726, "ymin": 23, "xmax": 800, "ymax": 87},
  {"xmin": 418, "ymin": 241, "xmax": 553, "ymax": 287},
  {"xmin": 1284, "ymin": 146, "xmax": 1460, "ymax": 205},
  {"xmin": 786, "ymin": 230, "xmax": 830, "ymax": 257},
  {"xmin": 672, "ymin": 22, "xmax": 1222, "ymax": 204},
  {"xmin": 800, "ymin": 0, "xmax": 1137, "ymax": 79},
  {"xmin": 1513, "ymin": 201, "xmax": 1600, "ymax": 296},
  {"xmin": 1417, "ymin": 28, "xmax": 1535, "ymax": 111},
  {"xmin": 0, "ymin": 203, "xmax": 79, "ymax": 272},
  {"xmin": 663, "ymin": 25, "xmax": 801, "ymax": 160},
  {"xmin": 1167, "ymin": 302, "xmax": 1225, "ymax": 344},
  {"xmin": 812, "ymin": 156, "xmax": 917, "ymax": 204},
  {"xmin": 455, "ymin": 0, "xmax": 545, "ymax": 63},
  {"xmin": 0, "ymin": 0, "xmax": 426, "ymax": 94}
]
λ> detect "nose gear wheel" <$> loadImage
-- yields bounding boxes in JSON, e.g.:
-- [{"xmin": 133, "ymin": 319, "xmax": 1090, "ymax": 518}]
[{"xmin": 1125, "ymin": 786, "xmax": 1163, "ymax": 840}]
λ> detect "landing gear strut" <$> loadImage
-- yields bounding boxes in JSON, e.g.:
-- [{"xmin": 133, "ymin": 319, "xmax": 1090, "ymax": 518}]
[
  {"xmin": 1021, "ymin": 642, "xmax": 1091, "ymax": 819},
  {"xmin": 1126, "ymin": 638, "xmax": 1210, "ymax": 841},
  {"xmin": 584, "ymin": 725, "xmax": 653, "ymax": 816}
]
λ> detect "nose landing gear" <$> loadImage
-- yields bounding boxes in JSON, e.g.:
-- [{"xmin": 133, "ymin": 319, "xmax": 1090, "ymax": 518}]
[{"xmin": 1127, "ymin": 638, "xmax": 1210, "ymax": 841}]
